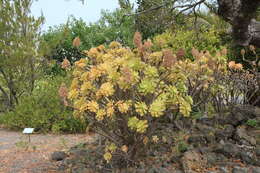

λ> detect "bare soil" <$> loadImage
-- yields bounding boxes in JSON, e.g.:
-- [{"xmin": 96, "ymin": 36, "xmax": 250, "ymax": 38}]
[{"xmin": 0, "ymin": 129, "xmax": 94, "ymax": 173}]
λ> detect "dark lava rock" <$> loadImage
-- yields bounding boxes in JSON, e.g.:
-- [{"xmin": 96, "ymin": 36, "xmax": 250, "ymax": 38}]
[
  {"xmin": 198, "ymin": 118, "xmax": 215, "ymax": 126},
  {"xmin": 70, "ymin": 148, "xmax": 89, "ymax": 157},
  {"xmin": 232, "ymin": 166, "xmax": 249, "ymax": 173},
  {"xmin": 197, "ymin": 147, "xmax": 212, "ymax": 154},
  {"xmin": 51, "ymin": 151, "xmax": 67, "ymax": 161},
  {"xmin": 205, "ymin": 134, "xmax": 216, "ymax": 143},
  {"xmin": 225, "ymin": 112, "xmax": 246, "ymax": 126},
  {"xmin": 227, "ymin": 105, "xmax": 259, "ymax": 126},
  {"xmin": 239, "ymin": 151, "xmax": 256, "ymax": 164},
  {"xmin": 196, "ymin": 124, "xmax": 216, "ymax": 133},
  {"xmin": 214, "ymin": 125, "xmax": 235, "ymax": 142},
  {"xmin": 170, "ymin": 155, "xmax": 182, "ymax": 163},
  {"xmin": 187, "ymin": 135, "xmax": 207, "ymax": 145},
  {"xmin": 234, "ymin": 126, "xmax": 256, "ymax": 146},
  {"xmin": 64, "ymin": 158, "xmax": 78, "ymax": 165},
  {"xmin": 231, "ymin": 105, "xmax": 258, "ymax": 119},
  {"xmin": 223, "ymin": 125, "xmax": 235, "ymax": 137},
  {"xmin": 213, "ymin": 143, "xmax": 240, "ymax": 157},
  {"xmin": 204, "ymin": 152, "xmax": 228, "ymax": 165}
]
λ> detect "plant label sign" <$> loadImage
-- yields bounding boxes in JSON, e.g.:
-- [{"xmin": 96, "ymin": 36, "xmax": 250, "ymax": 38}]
[{"xmin": 23, "ymin": 128, "xmax": 34, "ymax": 134}]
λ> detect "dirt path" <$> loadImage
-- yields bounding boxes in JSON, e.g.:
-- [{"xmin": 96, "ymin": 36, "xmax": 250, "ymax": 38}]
[{"xmin": 0, "ymin": 129, "xmax": 94, "ymax": 173}]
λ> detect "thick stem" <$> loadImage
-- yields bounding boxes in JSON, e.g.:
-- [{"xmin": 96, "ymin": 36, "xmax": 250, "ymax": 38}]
[{"xmin": 217, "ymin": 0, "xmax": 260, "ymax": 47}]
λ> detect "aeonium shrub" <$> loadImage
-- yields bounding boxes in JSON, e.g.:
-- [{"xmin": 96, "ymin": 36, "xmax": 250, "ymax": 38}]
[
  {"xmin": 67, "ymin": 32, "xmax": 193, "ymax": 165},
  {"xmin": 211, "ymin": 46, "xmax": 260, "ymax": 110},
  {"xmin": 179, "ymin": 48, "xmax": 228, "ymax": 114}
]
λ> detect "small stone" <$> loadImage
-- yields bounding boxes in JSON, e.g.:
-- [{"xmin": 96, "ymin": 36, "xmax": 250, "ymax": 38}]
[
  {"xmin": 181, "ymin": 150, "xmax": 206, "ymax": 173},
  {"xmin": 205, "ymin": 152, "xmax": 218, "ymax": 165},
  {"xmin": 187, "ymin": 135, "xmax": 207, "ymax": 145},
  {"xmin": 239, "ymin": 151, "xmax": 254, "ymax": 164},
  {"xmin": 51, "ymin": 151, "xmax": 67, "ymax": 161},
  {"xmin": 64, "ymin": 158, "xmax": 77, "ymax": 165},
  {"xmin": 70, "ymin": 149, "xmax": 89, "ymax": 157},
  {"xmin": 220, "ymin": 140, "xmax": 225, "ymax": 145},
  {"xmin": 231, "ymin": 105, "xmax": 257, "ymax": 120},
  {"xmin": 215, "ymin": 125, "xmax": 235, "ymax": 142},
  {"xmin": 214, "ymin": 143, "xmax": 240, "ymax": 157},
  {"xmin": 226, "ymin": 112, "xmax": 245, "ymax": 126},
  {"xmin": 224, "ymin": 125, "xmax": 235, "ymax": 137},
  {"xmin": 205, "ymin": 134, "xmax": 215, "ymax": 143},
  {"xmin": 235, "ymin": 126, "xmax": 256, "ymax": 146},
  {"xmin": 232, "ymin": 166, "xmax": 249, "ymax": 173},
  {"xmin": 205, "ymin": 152, "xmax": 227, "ymax": 165},
  {"xmin": 170, "ymin": 155, "xmax": 182, "ymax": 163},
  {"xmin": 198, "ymin": 118, "xmax": 214, "ymax": 126}
]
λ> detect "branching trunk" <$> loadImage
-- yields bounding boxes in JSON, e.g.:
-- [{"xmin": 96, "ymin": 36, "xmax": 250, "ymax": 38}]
[
  {"xmin": 218, "ymin": 0, "xmax": 260, "ymax": 47},
  {"xmin": 0, "ymin": 68, "xmax": 18, "ymax": 109},
  {"xmin": 0, "ymin": 84, "xmax": 11, "ymax": 108}
]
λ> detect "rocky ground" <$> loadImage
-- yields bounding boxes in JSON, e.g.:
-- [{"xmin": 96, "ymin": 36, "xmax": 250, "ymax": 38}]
[
  {"xmin": 53, "ymin": 105, "xmax": 260, "ymax": 173},
  {"xmin": 0, "ymin": 129, "xmax": 94, "ymax": 173}
]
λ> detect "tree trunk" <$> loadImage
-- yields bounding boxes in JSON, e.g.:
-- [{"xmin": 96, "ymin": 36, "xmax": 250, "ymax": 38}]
[{"xmin": 218, "ymin": 0, "xmax": 260, "ymax": 47}]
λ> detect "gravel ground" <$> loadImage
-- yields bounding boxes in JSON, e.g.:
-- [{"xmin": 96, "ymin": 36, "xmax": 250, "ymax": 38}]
[{"xmin": 0, "ymin": 129, "xmax": 93, "ymax": 173}]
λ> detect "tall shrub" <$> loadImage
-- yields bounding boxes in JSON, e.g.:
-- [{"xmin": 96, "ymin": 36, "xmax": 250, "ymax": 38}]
[
  {"xmin": 0, "ymin": 0, "xmax": 44, "ymax": 110},
  {"xmin": 68, "ymin": 32, "xmax": 193, "ymax": 163}
]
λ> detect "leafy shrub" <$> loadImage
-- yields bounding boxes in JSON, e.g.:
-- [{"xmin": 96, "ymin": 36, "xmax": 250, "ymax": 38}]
[
  {"xmin": 152, "ymin": 27, "xmax": 224, "ymax": 60},
  {"xmin": 180, "ymin": 48, "xmax": 228, "ymax": 113},
  {"xmin": 177, "ymin": 141, "xmax": 189, "ymax": 153},
  {"xmin": 0, "ymin": 76, "xmax": 86, "ymax": 133},
  {"xmin": 69, "ymin": 41, "xmax": 192, "ymax": 162},
  {"xmin": 210, "ymin": 46, "xmax": 260, "ymax": 112},
  {"xmin": 68, "ymin": 32, "xmax": 226, "ymax": 164},
  {"xmin": 246, "ymin": 119, "xmax": 258, "ymax": 127},
  {"xmin": 180, "ymin": 45, "xmax": 259, "ymax": 114}
]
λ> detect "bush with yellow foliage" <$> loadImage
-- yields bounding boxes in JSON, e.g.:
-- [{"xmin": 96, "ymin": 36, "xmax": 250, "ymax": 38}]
[
  {"xmin": 68, "ymin": 32, "xmax": 193, "ymax": 163},
  {"xmin": 180, "ymin": 48, "xmax": 228, "ymax": 114},
  {"xmin": 67, "ymin": 32, "xmax": 240, "ymax": 165}
]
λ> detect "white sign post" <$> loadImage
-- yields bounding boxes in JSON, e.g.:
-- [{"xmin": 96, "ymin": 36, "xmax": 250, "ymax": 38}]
[{"xmin": 23, "ymin": 128, "xmax": 34, "ymax": 142}]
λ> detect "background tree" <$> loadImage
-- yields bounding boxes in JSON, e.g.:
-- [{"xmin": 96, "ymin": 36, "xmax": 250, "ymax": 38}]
[
  {"xmin": 135, "ymin": 0, "xmax": 178, "ymax": 39},
  {"xmin": 217, "ymin": 0, "xmax": 260, "ymax": 47},
  {"xmin": 0, "ymin": 0, "xmax": 44, "ymax": 110},
  {"xmin": 42, "ymin": 9, "xmax": 135, "ymax": 65},
  {"xmin": 118, "ymin": 0, "xmax": 132, "ymax": 9},
  {"xmin": 123, "ymin": 0, "xmax": 260, "ymax": 47}
]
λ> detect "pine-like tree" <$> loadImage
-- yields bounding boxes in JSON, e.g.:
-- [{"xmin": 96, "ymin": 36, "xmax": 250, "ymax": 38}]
[
  {"xmin": 0, "ymin": 0, "xmax": 44, "ymax": 110},
  {"xmin": 135, "ymin": 0, "xmax": 176, "ymax": 39}
]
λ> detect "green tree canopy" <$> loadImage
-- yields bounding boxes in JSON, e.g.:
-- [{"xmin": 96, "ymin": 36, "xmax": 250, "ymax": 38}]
[{"xmin": 0, "ymin": 0, "xmax": 44, "ymax": 110}]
